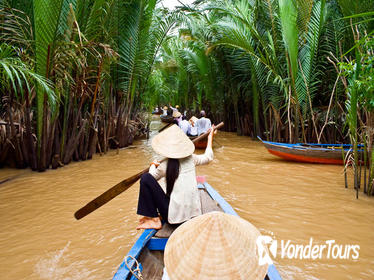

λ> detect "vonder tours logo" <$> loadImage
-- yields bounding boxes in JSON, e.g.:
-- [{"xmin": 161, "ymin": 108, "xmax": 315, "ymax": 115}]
[{"xmin": 257, "ymin": 236, "xmax": 360, "ymax": 265}]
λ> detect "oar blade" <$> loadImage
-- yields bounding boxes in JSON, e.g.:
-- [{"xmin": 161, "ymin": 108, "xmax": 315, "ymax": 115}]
[{"xmin": 74, "ymin": 169, "xmax": 148, "ymax": 220}]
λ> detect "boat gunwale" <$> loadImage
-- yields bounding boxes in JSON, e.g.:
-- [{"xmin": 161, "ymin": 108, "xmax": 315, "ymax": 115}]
[{"xmin": 113, "ymin": 183, "xmax": 282, "ymax": 280}]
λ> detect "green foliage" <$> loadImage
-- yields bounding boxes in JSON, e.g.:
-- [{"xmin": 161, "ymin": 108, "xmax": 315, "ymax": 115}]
[
  {"xmin": 340, "ymin": 36, "xmax": 374, "ymax": 112},
  {"xmin": 279, "ymin": 0, "xmax": 299, "ymax": 84},
  {"xmin": 0, "ymin": 43, "xmax": 54, "ymax": 98}
]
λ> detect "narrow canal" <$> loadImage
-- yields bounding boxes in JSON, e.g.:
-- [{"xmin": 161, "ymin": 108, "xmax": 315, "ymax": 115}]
[{"xmin": 0, "ymin": 119, "xmax": 373, "ymax": 279}]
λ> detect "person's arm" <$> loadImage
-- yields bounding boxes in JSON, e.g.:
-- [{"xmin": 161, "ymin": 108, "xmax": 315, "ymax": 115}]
[
  {"xmin": 206, "ymin": 124, "xmax": 215, "ymax": 149},
  {"xmin": 149, "ymin": 160, "xmax": 166, "ymax": 180},
  {"xmin": 192, "ymin": 125, "xmax": 215, "ymax": 166}
]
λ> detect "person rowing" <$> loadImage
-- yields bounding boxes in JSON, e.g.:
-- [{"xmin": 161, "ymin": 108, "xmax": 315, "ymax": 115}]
[
  {"xmin": 196, "ymin": 110, "xmax": 211, "ymax": 135},
  {"xmin": 136, "ymin": 124, "xmax": 216, "ymax": 229},
  {"xmin": 169, "ymin": 104, "xmax": 180, "ymax": 113}
]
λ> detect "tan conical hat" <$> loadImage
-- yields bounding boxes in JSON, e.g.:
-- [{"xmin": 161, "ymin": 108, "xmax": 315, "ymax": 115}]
[
  {"xmin": 189, "ymin": 116, "xmax": 198, "ymax": 124},
  {"xmin": 152, "ymin": 125, "xmax": 194, "ymax": 158},
  {"xmin": 172, "ymin": 110, "xmax": 181, "ymax": 118},
  {"xmin": 163, "ymin": 106, "xmax": 168, "ymax": 110},
  {"xmin": 164, "ymin": 211, "xmax": 268, "ymax": 280}
]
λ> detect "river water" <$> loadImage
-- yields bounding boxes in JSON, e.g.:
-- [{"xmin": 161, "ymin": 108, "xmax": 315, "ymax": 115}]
[{"xmin": 0, "ymin": 119, "xmax": 373, "ymax": 280}]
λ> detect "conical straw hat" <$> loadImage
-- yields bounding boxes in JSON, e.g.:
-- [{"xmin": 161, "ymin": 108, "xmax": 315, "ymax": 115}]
[
  {"xmin": 164, "ymin": 211, "xmax": 268, "ymax": 280},
  {"xmin": 152, "ymin": 125, "xmax": 194, "ymax": 158},
  {"xmin": 172, "ymin": 110, "xmax": 181, "ymax": 118},
  {"xmin": 164, "ymin": 106, "xmax": 168, "ymax": 110},
  {"xmin": 189, "ymin": 116, "xmax": 198, "ymax": 125}
]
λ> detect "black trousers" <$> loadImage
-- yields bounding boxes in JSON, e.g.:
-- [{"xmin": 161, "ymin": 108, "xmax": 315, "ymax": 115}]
[{"xmin": 137, "ymin": 173, "xmax": 170, "ymax": 221}]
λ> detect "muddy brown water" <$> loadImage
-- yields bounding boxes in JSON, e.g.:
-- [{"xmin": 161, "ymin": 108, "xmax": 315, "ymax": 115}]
[{"xmin": 0, "ymin": 119, "xmax": 373, "ymax": 280}]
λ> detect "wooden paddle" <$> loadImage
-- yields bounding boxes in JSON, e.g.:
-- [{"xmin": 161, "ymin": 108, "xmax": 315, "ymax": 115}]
[
  {"xmin": 74, "ymin": 122, "xmax": 224, "ymax": 220},
  {"xmin": 158, "ymin": 122, "xmax": 172, "ymax": 132}
]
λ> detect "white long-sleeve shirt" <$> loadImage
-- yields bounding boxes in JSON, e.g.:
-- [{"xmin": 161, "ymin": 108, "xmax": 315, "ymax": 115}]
[
  {"xmin": 149, "ymin": 147, "xmax": 214, "ymax": 224},
  {"xmin": 188, "ymin": 124, "xmax": 198, "ymax": 136},
  {"xmin": 196, "ymin": 117, "xmax": 211, "ymax": 135},
  {"xmin": 179, "ymin": 119, "xmax": 189, "ymax": 134}
]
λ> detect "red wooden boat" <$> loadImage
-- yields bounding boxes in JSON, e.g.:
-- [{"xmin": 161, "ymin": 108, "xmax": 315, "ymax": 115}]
[
  {"xmin": 258, "ymin": 137, "xmax": 363, "ymax": 165},
  {"xmin": 189, "ymin": 135, "xmax": 208, "ymax": 149}
]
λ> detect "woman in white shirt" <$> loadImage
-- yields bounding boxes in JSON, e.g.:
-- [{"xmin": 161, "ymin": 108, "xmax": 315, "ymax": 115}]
[
  {"xmin": 136, "ymin": 124, "xmax": 215, "ymax": 229},
  {"xmin": 187, "ymin": 116, "xmax": 198, "ymax": 136}
]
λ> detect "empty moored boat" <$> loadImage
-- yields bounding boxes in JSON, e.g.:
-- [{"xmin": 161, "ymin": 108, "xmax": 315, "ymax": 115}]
[
  {"xmin": 258, "ymin": 137, "xmax": 363, "ymax": 165},
  {"xmin": 113, "ymin": 181, "xmax": 282, "ymax": 280}
]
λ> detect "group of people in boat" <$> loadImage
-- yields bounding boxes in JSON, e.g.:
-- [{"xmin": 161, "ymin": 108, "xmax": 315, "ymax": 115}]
[{"xmin": 155, "ymin": 104, "xmax": 212, "ymax": 136}]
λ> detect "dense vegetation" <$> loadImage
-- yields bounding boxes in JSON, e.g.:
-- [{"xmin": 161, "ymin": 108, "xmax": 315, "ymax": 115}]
[
  {"xmin": 0, "ymin": 0, "xmax": 373, "ymax": 194},
  {"xmin": 144, "ymin": 0, "xmax": 374, "ymax": 195},
  {"xmin": 1, "ymin": 0, "xmax": 176, "ymax": 170}
]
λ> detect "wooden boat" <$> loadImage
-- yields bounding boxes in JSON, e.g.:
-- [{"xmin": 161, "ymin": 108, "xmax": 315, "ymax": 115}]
[
  {"xmin": 113, "ymin": 181, "xmax": 282, "ymax": 280},
  {"xmin": 160, "ymin": 115, "xmax": 174, "ymax": 123},
  {"xmin": 258, "ymin": 137, "xmax": 363, "ymax": 165},
  {"xmin": 189, "ymin": 135, "xmax": 207, "ymax": 149}
]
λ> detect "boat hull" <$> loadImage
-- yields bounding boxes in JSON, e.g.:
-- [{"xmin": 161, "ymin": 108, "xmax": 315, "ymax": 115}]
[
  {"xmin": 160, "ymin": 115, "xmax": 173, "ymax": 123},
  {"xmin": 189, "ymin": 136, "xmax": 208, "ymax": 149},
  {"xmin": 259, "ymin": 138, "xmax": 362, "ymax": 165}
]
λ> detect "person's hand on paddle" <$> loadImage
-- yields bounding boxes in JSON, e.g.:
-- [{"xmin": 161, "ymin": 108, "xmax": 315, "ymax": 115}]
[{"xmin": 207, "ymin": 125, "xmax": 216, "ymax": 148}]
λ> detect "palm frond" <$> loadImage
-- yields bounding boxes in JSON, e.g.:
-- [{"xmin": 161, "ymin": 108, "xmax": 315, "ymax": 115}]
[
  {"xmin": 296, "ymin": 0, "xmax": 327, "ymax": 115},
  {"xmin": 0, "ymin": 43, "xmax": 54, "ymax": 101},
  {"xmin": 278, "ymin": 0, "xmax": 299, "ymax": 83}
]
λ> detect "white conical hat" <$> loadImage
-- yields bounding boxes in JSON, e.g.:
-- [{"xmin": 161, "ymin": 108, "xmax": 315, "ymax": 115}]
[
  {"xmin": 164, "ymin": 211, "xmax": 268, "ymax": 280},
  {"xmin": 152, "ymin": 125, "xmax": 194, "ymax": 159}
]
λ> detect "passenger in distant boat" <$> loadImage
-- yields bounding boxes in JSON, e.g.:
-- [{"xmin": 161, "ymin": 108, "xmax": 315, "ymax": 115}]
[
  {"xmin": 172, "ymin": 110, "xmax": 182, "ymax": 125},
  {"xmin": 187, "ymin": 116, "xmax": 198, "ymax": 136},
  {"xmin": 136, "ymin": 124, "xmax": 216, "ymax": 230},
  {"xmin": 167, "ymin": 106, "xmax": 173, "ymax": 116},
  {"xmin": 162, "ymin": 106, "xmax": 168, "ymax": 116},
  {"xmin": 196, "ymin": 110, "xmax": 211, "ymax": 135},
  {"xmin": 178, "ymin": 116, "xmax": 190, "ymax": 135},
  {"xmin": 162, "ymin": 211, "xmax": 268, "ymax": 280},
  {"xmin": 172, "ymin": 111, "xmax": 190, "ymax": 134},
  {"xmin": 169, "ymin": 104, "xmax": 180, "ymax": 113}
]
